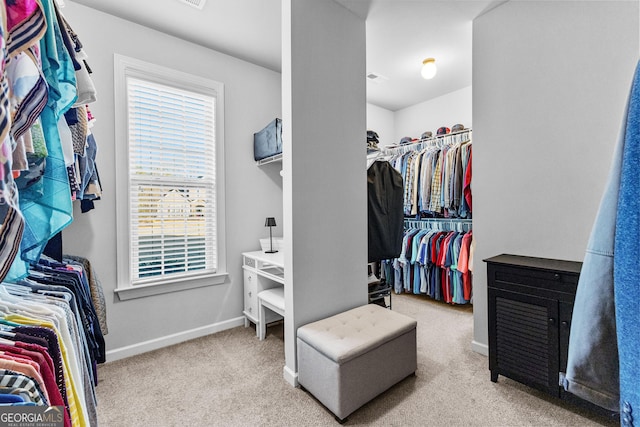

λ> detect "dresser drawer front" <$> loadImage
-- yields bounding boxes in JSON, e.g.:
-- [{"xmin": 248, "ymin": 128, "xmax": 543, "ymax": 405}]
[
  {"xmin": 244, "ymin": 256, "xmax": 256, "ymax": 268},
  {"xmin": 243, "ymin": 270, "xmax": 258, "ymax": 316},
  {"xmin": 495, "ymin": 266, "xmax": 578, "ymax": 285},
  {"xmin": 490, "ymin": 265, "xmax": 578, "ymax": 300}
]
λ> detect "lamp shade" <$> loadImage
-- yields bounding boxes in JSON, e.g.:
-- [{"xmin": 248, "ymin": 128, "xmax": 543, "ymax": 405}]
[
  {"xmin": 265, "ymin": 217, "xmax": 277, "ymax": 227},
  {"xmin": 421, "ymin": 58, "xmax": 437, "ymax": 79}
]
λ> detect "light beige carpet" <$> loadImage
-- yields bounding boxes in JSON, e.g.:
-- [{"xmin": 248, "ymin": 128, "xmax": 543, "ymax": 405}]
[{"xmin": 95, "ymin": 294, "xmax": 618, "ymax": 426}]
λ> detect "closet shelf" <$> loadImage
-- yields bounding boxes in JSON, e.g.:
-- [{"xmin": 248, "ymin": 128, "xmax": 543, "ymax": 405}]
[
  {"xmin": 256, "ymin": 153, "xmax": 282, "ymax": 166},
  {"xmin": 383, "ymin": 128, "xmax": 472, "ymax": 155}
]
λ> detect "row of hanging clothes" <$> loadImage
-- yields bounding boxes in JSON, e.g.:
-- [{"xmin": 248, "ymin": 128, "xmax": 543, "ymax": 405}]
[
  {"xmin": 0, "ymin": 0, "xmax": 102, "ymax": 283},
  {"xmin": 0, "ymin": 1, "xmax": 107, "ymax": 424},
  {"xmin": 373, "ymin": 129, "xmax": 474, "ymax": 305},
  {"xmin": 0, "ymin": 254, "xmax": 107, "ymax": 426},
  {"xmin": 382, "ymin": 129, "xmax": 472, "ymax": 219},
  {"xmin": 380, "ymin": 220, "xmax": 474, "ymax": 305}
]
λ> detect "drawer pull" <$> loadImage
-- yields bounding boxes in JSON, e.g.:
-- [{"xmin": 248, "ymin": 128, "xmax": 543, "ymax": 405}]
[
  {"xmin": 561, "ymin": 320, "xmax": 569, "ymax": 327},
  {"xmin": 248, "ymin": 291, "xmax": 252, "ymax": 297},
  {"xmin": 548, "ymin": 317, "xmax": 556, "ymax": 324},
  {"xmin": 554, "ymin": 273, "xmax": 561, "ymax": 280},
  {"xmin": 248, "ymin": 307, "xmax": 252, "ymax": 312}
]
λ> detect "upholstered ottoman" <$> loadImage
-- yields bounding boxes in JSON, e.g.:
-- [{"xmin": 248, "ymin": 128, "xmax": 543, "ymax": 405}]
[{"xmin": 297, "ymin": 304, "xmax": 417, "ymax": 421}]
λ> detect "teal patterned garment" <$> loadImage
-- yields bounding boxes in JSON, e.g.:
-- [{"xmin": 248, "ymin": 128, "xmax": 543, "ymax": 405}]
[
  {"xmin": 6, "ymin": 0, "xmax": 76, "ymax": 281},
  {"xmin": 0, "ymin": 7, "xmax": 26, "ymax": 282}
]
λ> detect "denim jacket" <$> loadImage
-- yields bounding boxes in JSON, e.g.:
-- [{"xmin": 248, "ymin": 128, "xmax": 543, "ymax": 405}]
[
  {"xmin": 562, "ymin": 61, "xmax": 640, "ymax": 424},
  {"xmin": 614, "ymin": 60, "xmax": 640, "ymax": 427},
  {"xmin": 560, "ymin": 123, "xmax": 621, "ymax": 411}
]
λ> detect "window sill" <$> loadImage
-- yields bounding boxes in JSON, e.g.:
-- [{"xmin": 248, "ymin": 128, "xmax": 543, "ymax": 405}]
[{"xmin": 115, "ymin": 272, "xmax": 229, "ymax": 301}]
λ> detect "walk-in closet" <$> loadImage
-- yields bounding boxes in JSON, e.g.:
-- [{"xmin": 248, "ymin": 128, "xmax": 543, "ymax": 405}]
[{"xmin": 1, "ymin": 1, "xmax": 637, "ymax": 425}]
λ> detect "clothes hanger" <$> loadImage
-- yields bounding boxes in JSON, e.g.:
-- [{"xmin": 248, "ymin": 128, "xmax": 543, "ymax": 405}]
[
  {"xmin": 0, "ymin": 336, "xmax": 15, "ymax": 345},
  {"xmin": 0, "ymin": 286, "xmax": 56, "ymax": 321},
  {"xmin": 0, "ymin": 318, "xmax": 21, "ymax": 328},
  {"xmin": 0, "ymin": 285, "xmax": 30, "ymax": 307},
  {"xmin": 0, "ymin": 329, "xmax": 15, "ymax": 338},
  {"xmin": 0, "ymin": 282, "xmax": 33, "ymax": 297},
  {"xmin": 0, "ymin": 284, "xmax": 52, "ymax": 309}
]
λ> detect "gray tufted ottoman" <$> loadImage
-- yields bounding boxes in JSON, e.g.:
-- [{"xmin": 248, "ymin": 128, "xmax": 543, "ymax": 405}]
[{"xmin": 297, "ymin": 304, "xmax": 417, "ymax": 422}]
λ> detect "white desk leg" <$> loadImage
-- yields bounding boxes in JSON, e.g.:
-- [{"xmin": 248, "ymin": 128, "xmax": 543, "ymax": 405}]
[
  {"xmin": 244, "ymin": 317, "xmax": 249, "ymax": 328},
  {"xmin": 258, "ymin": 300, "xmax": 266, "ymax": 340}
]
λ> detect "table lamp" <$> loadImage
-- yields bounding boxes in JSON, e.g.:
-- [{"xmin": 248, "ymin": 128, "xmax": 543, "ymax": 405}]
[{"xmin": 264, "ymin": 217, "xmax": 278, "ymax": 253}]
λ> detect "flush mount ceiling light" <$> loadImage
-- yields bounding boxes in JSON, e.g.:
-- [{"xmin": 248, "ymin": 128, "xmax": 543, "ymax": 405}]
[{"xmin": 421, "ymin": 58, "xmax": 437, "ymax": 80}]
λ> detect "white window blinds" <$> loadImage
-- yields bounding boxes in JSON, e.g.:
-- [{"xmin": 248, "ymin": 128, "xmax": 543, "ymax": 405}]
[{"xmin": 127, "ymin": 77, "xmax": 217, "ymax": 284}]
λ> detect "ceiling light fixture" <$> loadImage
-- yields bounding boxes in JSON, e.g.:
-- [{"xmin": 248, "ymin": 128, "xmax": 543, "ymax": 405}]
[{"xmin": 421, "ymin": 58, "xmax": 437, "ymax": 80}]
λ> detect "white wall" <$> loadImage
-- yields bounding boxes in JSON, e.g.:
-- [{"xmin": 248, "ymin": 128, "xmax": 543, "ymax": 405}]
[
  {"xmin": 472, "ymin": 1, "xmax": 638, "ymax": 354},
  {"xmin": 394, "ymin": 85, "xmax": 472, "ymax": 142},
  {"xmin": 366, "ymin": 87, "xmax": 471, "ymax": 148},
  {"xmin": 366, "ymin": 103, "xmax": 395, "ymax": 148},
  {"xmin": 62, "ymin": 3, "xmax": 283, "ymax": 358},
  {"xmin": 282, "ymin": 0, "xmax": 367, "ymax": 384}
]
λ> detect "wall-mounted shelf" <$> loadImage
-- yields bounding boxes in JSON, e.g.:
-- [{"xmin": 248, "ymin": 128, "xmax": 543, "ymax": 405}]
[{"xmin": 256, "ymin": 153, "xmax": 282, "ymax": 166}]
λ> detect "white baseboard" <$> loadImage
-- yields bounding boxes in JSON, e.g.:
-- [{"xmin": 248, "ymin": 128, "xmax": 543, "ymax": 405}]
[
  {"xmin": 283, "ymin": 365, "xmax": 298, "ymax": 387},
  {"xmin": 471, "ymin": 340, "xmax": 489, "ymax": 356},
  {"xmin": 105, "ymin": 316, "xmax": 246, "ymax": 362}
]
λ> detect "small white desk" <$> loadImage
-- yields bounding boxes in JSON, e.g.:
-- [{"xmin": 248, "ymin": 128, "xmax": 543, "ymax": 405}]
[{"xmin": 242, "ymin": 251, "xmax": 285, "ymax": 336}]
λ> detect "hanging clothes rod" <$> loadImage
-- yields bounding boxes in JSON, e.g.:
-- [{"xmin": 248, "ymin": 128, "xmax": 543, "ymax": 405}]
[
  {"xmin": 404, "ymin": 218, "xmax": 472, "ymax": 232},
  {"xmin": 383, "ymin": 129, "xmax": 472, "ymax": 155}
]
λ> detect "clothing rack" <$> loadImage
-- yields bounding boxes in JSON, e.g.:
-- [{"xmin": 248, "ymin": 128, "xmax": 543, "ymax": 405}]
[
  {"xmin": 404, "ymin": 218, "xmax": 472, "ymax": 232},
  {"xmin": 383, "ymin": 225, "xmax": 473, "ymax": 304},
  {"xmin": 383, "ymin": 128, "xmax": 472, "ymax": 155},
  {"xmin": 0, "ymin": 255, "xmax": 107, "ymax": 426},
  {"xmin": 1, "ymin": 0, "xmax": 101, "ymax": 282},
  {"xmin": 0, "ymin": 3, "xmax": 105, "ymax": 424},
  {"xmin": 385, "ymin": 129, "xmax": 472, "ymax": 219}
]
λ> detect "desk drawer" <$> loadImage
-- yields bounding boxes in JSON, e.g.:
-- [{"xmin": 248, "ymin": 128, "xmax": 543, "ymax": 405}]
[
  {"xmin": 244, "ymin": 256, "xmax": 256, "ymax": 268},
  {"xmin": 243, "ymin": 269, "xmax": 258, "ymax": 316}
]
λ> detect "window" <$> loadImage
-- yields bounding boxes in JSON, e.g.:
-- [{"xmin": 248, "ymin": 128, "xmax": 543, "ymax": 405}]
[{"xmin": 114, "ymin": 55, "xmax": 227, "ymax": 300}]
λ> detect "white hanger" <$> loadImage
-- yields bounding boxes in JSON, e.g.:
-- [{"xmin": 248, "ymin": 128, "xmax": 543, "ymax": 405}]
[
  {"xmin": 0, "ymin": 329, "xmax": 15, "ymax": 338},
  {"xmin": 0, "ymin": 337, "xmax": 15, "ymax": 345}
]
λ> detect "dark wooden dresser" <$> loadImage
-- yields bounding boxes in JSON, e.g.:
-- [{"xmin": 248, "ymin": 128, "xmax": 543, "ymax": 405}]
[{"xmin": 484, "ymin": 254, "xmax": 581, "ymax": 398}]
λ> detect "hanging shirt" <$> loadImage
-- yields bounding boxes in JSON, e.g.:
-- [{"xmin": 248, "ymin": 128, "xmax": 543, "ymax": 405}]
[
  {"xmin": 7, "ymin": 0, "xmax": 77, "ymax": 280},
  {"xmin": 429, "ymin": 151, "xmax": 443, "ymax": 213},
  {"xmin": 0, "ymin": 369, "xmax": 46, "ymax": 405},
  {"xmin": 0, "ymin": 9, "xmax": 26, "ymax": 283}
]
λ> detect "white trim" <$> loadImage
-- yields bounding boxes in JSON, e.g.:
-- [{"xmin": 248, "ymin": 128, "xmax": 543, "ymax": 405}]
[
  {"xmin": 113, "ymin": 53, "xmax": 227, "ymax": 296},
  {"xmin": 114, "ymin": 272, "xmax": 228, "ymax": 301},
  {"xmin": 115, "ymin": 54, "xmax": 222, "ymax": 97},
  {"xmin": 471, "ymin": 340, "xmax": 489, "ymax": 356},
  {"xmin": 283, "ymin": 365, "xmax": 298, "ymax": 387},
  {"xmin": 105, "ymin": 316, "xmax": 245, "ymax": 362}
]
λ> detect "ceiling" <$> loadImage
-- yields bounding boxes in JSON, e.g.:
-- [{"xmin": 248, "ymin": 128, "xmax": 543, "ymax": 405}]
[{"xmin": 69, "ymin": 0, "xmax": 505, "ymax": 111}]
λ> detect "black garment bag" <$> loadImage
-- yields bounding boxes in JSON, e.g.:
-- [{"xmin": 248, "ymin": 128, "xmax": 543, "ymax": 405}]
[{"xmin": 367, "ymin": 160, "xmax": 404, "ymax": 263}]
